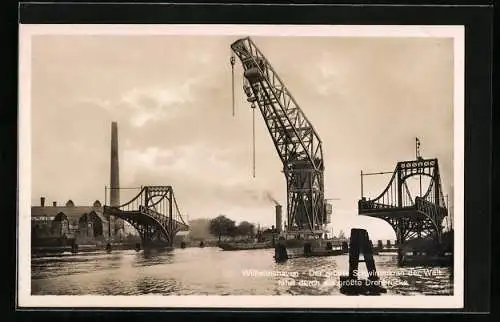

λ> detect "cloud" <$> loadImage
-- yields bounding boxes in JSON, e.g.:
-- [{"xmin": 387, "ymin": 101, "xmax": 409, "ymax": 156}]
[
  {"xmin": 307, "ymin": 51, "xmax": 353, "ymax": 99},
  {"xmin": 119, "ymin": 143, "xmax": 286, "ymax": 216},
  {"xmin": 76, "ymin": 76, "xmax": 205, "ymax": 128},
  {"xmin": 123, "ymin": 144, "xmax": 238, "ymax": 186},
  {"xmin": 76, "ymin": 97, "xmax": 113, "ymax": 110}
]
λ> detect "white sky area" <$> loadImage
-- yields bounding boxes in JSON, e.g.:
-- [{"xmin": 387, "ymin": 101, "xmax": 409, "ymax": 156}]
[{"xmin": 31, "ymin": 35, "xmax": 454, "ymax": 240}]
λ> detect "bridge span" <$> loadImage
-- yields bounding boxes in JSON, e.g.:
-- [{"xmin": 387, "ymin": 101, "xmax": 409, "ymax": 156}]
[
  {"xmin": 104, "ymin": 185, "xmax": 189, "ymax": 248},
  {"xmin": 358, "ymin": 157, "xmax": 448, "ymax": 246}
]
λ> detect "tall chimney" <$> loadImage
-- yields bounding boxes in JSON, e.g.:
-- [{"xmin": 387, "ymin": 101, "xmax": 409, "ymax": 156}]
[
  {"xmin": 275, "ymin": 204, "xmax": 282, "ymax": 233},
  {"xmin": 110, "ymin": 122, "xmax": 120, "ymax": 207},
  {"xmin": 40, "ymin": 197, "xmax": 45, "ymax": 207}
]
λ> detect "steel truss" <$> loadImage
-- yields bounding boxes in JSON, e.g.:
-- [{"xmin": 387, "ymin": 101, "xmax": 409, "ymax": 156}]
[
  {"xmin": 231, "ymin": 37, "xmax": 326, "ymax": 235},
  {"xmin": 358, "ymin": 158, "xmax": 448, "ymax": 244},
  {"xmin": 104, "ymin": 186, "xmax": 189, "ymax": 247}
]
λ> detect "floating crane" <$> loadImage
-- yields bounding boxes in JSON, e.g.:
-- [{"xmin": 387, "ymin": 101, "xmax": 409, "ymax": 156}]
[{"xmin": 230, "ymin": 37, "xmax": 331, "ymax": 237}]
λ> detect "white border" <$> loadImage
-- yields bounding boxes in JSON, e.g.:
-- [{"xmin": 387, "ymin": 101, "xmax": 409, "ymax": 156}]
[{"xmin": 18, "ymin": 24, "xmax": 464, "ymax": 309}]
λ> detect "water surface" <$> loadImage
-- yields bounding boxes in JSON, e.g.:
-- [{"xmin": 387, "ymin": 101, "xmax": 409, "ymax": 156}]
[{"xmin": 31, "ymin": 247, "xmax": 453, "ymax": 296}]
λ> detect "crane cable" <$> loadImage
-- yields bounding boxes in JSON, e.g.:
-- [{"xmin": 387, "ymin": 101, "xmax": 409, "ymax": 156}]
[
  {"xmin": 252, "ymin": 104, "xmax": 256, "ymax": 178},
  {"xmin": 230, "ymin": 53, "xmax": 235, "ymax": 117},
  {"xmin": 231, "ymin": 51, "xmax": 256, "ymax": 178}
]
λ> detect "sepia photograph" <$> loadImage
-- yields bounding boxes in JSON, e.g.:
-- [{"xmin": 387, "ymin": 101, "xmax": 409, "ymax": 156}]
[{"xmin": 18, "ymin": 24, "xmax": 464, "ymax": 308}]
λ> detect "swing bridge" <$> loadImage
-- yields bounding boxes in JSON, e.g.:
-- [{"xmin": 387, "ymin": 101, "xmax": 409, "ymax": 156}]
[
  {"xmin": 358, "ymin": 156, "xmax": 449, "ymax": 245},
  {"xmin": 103, "ymin": 186, "xmax": 189, "ymax": 247}
]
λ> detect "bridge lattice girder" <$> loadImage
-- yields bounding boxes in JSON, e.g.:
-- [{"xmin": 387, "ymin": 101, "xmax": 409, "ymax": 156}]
[
  {"xmin": 358, "ymin": 158, "xmax": 448, "ymax": 244},
  {"xmin": 103, "ymin": 186, "xmax": 189, "ymax": 247}
]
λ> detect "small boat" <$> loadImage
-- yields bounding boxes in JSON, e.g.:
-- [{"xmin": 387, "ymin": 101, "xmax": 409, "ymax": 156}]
[{"xmin": 218, "ymin": 241, "xmax": 273, "ymax": 251}]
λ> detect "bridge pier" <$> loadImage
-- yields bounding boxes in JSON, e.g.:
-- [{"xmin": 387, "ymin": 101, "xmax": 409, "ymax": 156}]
[{"xmin": 71, "ymin": 242, "xmax": 78, "ymax": 254}]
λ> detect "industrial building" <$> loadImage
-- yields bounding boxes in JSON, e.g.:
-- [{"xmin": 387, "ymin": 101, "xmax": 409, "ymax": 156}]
[
  {"xmin": 31, "ymin": 198, "xmax": 124, "ymax": 245},
  {"xmin": 31, "ymin": 121, "xmax": 125, "ymax": 246}
]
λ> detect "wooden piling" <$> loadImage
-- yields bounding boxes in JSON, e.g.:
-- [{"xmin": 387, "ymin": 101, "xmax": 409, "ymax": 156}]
[{"xmin": 340, "ymin": 228, "xmax": 387, "ymax": 295}]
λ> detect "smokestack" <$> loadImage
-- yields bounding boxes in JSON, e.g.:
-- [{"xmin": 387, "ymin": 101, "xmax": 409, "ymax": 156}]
[
  {"xmin": 40, "ymin": 197, "xmax": 45, "ymax": 207},
  {"xmin": 110, "ymin": 122, "xmax": 120, "ymax": 207},
  {"xmin": 275, "ymin": 204, "xmax": 282, "ymax": 233},
  {"xmin": 52, "ymin": 201, "xmax": 57, "ymax": 207}
]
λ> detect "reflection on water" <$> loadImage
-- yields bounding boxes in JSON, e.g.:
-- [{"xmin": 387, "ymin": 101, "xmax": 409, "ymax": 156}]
[{"xmin": 31, "ymin": 247, "xmax": 453, "ymax": 296}]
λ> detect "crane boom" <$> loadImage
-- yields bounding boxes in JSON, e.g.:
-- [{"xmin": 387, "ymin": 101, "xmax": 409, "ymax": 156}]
[{"xmin": 231, "ymin": 37, "xmax": 327, "ymax": 235}]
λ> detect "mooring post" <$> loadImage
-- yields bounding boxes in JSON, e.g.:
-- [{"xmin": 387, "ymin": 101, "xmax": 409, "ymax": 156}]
[
  {"xmin": 274, "ymin": 238, "xmax": 288, "ymax": 263},
  {"xmin": 360, "ymin": 170, "xmax": 364, "ymax": 198},
  {"xmin": 347, "ymin": 230, "xmax": 361, "ymax": 279},
  {"xmin": 340, "ymin": 228, "xmax": 386, "ymax": 295},
  {"xmin": 361, "ymin": 232, "xmax": 378, "ymax": 281},
  {"xmin": 71, "ymin": 240, "xmax": 78, "ymax": 254}
]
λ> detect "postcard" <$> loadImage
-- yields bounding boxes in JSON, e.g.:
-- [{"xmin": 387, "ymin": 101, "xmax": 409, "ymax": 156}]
[{"xmin": 18, "ymin": 24, "xmax": 464, "ymax": 308}]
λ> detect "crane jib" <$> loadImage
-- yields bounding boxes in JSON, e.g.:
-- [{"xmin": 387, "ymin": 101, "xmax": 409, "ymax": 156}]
[
  {"xmin": 230, "ymin": 37, "xmax": 329, "ymax": 234},
  {"xmin": 230, "ymin": 38, "xmax": 323, "ymax": 170}
]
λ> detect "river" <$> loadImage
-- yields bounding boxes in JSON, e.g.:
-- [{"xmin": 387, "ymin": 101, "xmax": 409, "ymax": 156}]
[{"xmin": 31, "ymin": 247, "xmax": 453, "ymax": 296}]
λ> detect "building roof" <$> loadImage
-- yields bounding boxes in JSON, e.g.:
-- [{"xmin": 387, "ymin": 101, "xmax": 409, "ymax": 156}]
[{"xmin": 31, "ymin": 206, "xmax": 107, "ymax": 224}]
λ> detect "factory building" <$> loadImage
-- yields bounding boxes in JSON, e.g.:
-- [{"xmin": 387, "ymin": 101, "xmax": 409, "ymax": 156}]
[
  {"xmin": 31, "ymin": 121, "xmax": 125, "ymax": 246},
  {"xmin": 31, "ymin": 198, "xmax": 124, "ymax": 244}
]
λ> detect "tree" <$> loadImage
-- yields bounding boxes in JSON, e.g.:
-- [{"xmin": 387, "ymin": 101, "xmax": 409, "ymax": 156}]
[
  {"xmin": 227, "ymin": 225, "xmax": 238, "ymax": 238},
  {"xmin": 187, "ymin": 218, "xmax": 212, "ymax": 241},
  {"xmin": 338, "ymin": 230, "xmax": 346, "ymax": 240},
  {"xmin": 236, "ymin": 221, "xmax": 255, "ymax": 238},
  {"xmin": 209, "ymin": 215, "xmax": 236, "ymax": 242}
]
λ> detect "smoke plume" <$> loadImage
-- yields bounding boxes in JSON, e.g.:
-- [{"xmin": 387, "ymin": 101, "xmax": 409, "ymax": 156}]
[{"xmin": 265, "ymin": 191, "xmax": 280, "ymax": 206}]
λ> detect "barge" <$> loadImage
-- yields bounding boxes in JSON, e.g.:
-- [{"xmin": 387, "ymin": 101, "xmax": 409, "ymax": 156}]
[{"xmin": 218, "ymin": 240, "xmax": 273, "ymax": 251}]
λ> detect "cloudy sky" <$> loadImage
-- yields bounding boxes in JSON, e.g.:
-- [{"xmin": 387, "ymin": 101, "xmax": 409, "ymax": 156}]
[{"xmin": 30, "ymin": 34, "xmax": 454, "ymax": 240}]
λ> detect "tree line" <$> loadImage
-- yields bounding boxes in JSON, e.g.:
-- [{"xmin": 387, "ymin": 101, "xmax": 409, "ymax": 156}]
[
  {"xmin": 209, "ymin": 215, "xmax": 256, "ymax": 242},
  {"xmin": 186, "ymin": 216, "xmax": 349, "ymax": 242}
]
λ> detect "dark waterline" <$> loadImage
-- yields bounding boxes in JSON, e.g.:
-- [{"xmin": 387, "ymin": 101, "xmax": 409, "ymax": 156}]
[{"xmin": 31, "ymin": 247, "xmax": 453, "ymax": 296}]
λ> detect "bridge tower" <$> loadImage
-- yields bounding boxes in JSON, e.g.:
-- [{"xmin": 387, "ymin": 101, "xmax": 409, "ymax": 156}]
[{"xmin": 358, "ymin": 139, "xmax": 448, "ymax": 246}]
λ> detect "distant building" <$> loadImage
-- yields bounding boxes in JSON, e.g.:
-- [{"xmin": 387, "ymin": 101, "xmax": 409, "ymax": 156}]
[
  {"xmin": 31, "ymin": 197, "xmax": 124, "ymax": 245},
  {"xmin": 31, "ymin": 121, "xmax": 126, "ymax": 245}
]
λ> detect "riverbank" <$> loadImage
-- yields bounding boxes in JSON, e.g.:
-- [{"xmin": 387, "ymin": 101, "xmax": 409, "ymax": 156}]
[
  {"xmin": 31, "ymin": 240, "xmax": 223, "ymax": 256},
  {"xmin": 31, "ymin": 242, "xmax": 140, "ymax": 255}
]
